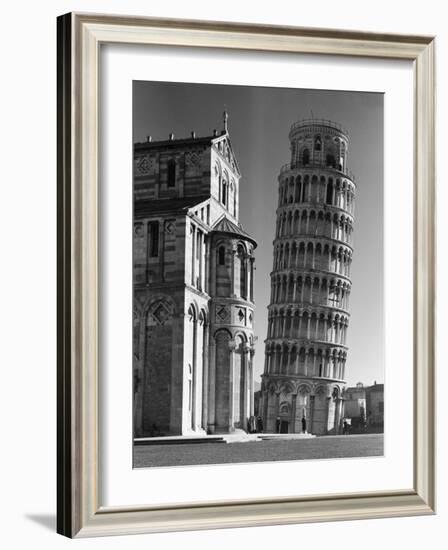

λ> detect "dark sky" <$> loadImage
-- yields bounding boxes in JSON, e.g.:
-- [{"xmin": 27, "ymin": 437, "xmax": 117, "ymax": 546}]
[{"xmin": 133, "ymin": 81, "xmax": 384, "ymax": 387}]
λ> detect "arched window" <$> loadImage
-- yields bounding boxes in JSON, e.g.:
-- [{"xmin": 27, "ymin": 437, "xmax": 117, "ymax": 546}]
[
  {"xmin": 218, "ymin": 246, "xmax": 225, "ymax": 265},
  {"xmin": 167, "ymin": 159, "xmax": 176, "ymax": 187},
  {"xmin": 302, "ymin": 148, "xmax": 310, "ymax": 166},
  {"xmin": 238, "ymin": 245, "xmax": 247, "ymax": 299},
  {"xmin": 148, "ymin": 221, "xmax": 159, "ymax": 257},
  {"xmin": 326, "ymin": 154, "xmax": 336, "ymax": 168},
  {"xmin": 187, "ymin": 363, "xmax": 193, "ymax": 411},
  {"xmin": 314, "ymin": 136, "xmax": 322, "ymax": 151},
  {"xmin": 326, "ymin": 181, "xmax": 333, "ymax": 205},
  {"xmin": 296, "ymin": 176, "xmax": 302, "ymax": 203},
  {"xmin": 222, "ymin": 180, "xmax": 227, "ymax": 206},
  {"xmin": 187, "ymin": 305, "xmax": 197, "ymax": 427}
]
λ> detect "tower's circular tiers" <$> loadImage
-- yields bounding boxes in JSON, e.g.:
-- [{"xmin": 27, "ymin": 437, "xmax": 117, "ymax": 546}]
[{"xmin": 264, "ymin": 120, "xmax": 355, "ymax": 383}]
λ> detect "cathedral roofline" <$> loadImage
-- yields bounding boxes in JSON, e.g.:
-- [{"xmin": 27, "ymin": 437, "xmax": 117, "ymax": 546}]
[
  {"xmin": 134, "ymin": 135, "xmax": 217, "ymax": 150},
  {"xmin": 134, "ymin": 128, "xmax": 241, "ymax": 176}
]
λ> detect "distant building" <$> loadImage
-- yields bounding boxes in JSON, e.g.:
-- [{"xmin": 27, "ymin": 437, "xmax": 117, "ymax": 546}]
[
  {"xmin": 366, "ymin": 382, "xmax": 384, "ymax": 430},
  {"xmin": 133, "ymin": 113, "xmax": 257, "ymax": 437},
  {"xmin": 343, "ymin": 382, "xmax": 367, "ymax": 430},
  {"xmin": 343, "ymin": 381, "xmax": 384, "ymax": 432}
]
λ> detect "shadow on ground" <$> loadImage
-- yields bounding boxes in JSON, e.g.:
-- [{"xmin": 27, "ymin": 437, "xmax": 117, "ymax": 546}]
[{"xmin": 25, "ymin": 514, "xmax": 56, "ymax": 532}]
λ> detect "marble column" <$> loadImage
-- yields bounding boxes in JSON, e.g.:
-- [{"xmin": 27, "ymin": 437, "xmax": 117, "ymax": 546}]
[
  {"xmin": 231, "ymin": 248, "xmax": 236, "ymax": 297},
  {"xmin": 242, "ymin": 346, "xmax": 250, "ymax": 427},
  {"xmin": 249, "ymin": 350, "xmax": 255, "ymax": 416},
  {"xmin": 207, "ymin": 338, "xmax": 216, "ymax": 433},
  {"xmin": 201, "ymin": 321, "xmax": 209, "ymax": 431},
  {"xmin": 228, "ymin": 339, "xmax": 237, "ymax": 431}
]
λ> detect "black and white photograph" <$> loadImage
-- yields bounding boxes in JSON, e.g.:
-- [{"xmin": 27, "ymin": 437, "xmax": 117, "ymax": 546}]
[
  {"xmin": 132, "ymin": 81, "xmax": 384, "ymax": 468},
  {"xmin": 1, "ymin": 0, "xmax": 441, "ymax": 545}
]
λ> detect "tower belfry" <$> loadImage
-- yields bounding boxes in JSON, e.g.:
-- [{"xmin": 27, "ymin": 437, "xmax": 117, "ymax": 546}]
[{"xmin": 261, "ymin": 119, "xmax": 356, "ymax": 435}]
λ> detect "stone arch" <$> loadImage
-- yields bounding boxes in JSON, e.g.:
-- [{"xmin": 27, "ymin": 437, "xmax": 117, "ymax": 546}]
[
  {"xmin": 310, "ymin": 175, "xmax": 318, "ymax": 201},
  {"xmin": 302, "ymin": 147, "xmax": 310, "ymax": 166},
  {"xmin": 306, "ymin": 241, "xmax": 313, "ymax": 268},
  {"xmin": 291, "ymin": 241, "xmax": 298, "ymax": 268},
  {"xmin": 281, "ymin": 380, "xmax": 294, "ymax": 395},
  {"xmin": 234, "ymin": 330, "xmax": 248, "ymax": 345},
  {"xmin": 221, "ymin": 170, "xmax": 229, "ymax": 207},
  {"xmin": 284, "ymin": 242, "xmax": 290, "ymax": 268},
  {"xmin": 298, "ymin": 347, "xmax": 306, "ymax": 372},
  {"xmin": 304, "ymin": 276, "xmax": 312, "ymax": 303},
  {"xmin": 295, "ymin": 175, "xmax": 302, "ymax": 203},
  {"xmin": 287, "ymin": 210, "xmax": 293, "ymax": 234},
  {"xmin": 141, "ymin": 294, "xmax": 178, "ymax": 434},
  {"xmin": 309, "ymin": 209, "xmax": 317, "ymax": 234},
  {"xmin": 319, "ymin": 176, "xmax": 326, "ymax": 202},
  {"xmin": 235, "ymin": 243, "xmax": 248, "ymax": 299},
  {"xmin": 326, "ymin": 152, "xmax": 336, "ymax": 168},
  {"xmin": 214, "ymin": 329, "xmax": 232, "ymax": 430},
  {"xmin": 297, "ymin": 382, "xmax": 312, "ymax": 396},
  {"xmin": 326, "ymin": 177, "xmax": 334, "ymax": 205},
  {"xmin": 303, "ymin": 174, "xmax": 310, "ymax": 201},
  {"xmin": 298, "ymin": 241, "xmax": 305, "ymax": 266}
]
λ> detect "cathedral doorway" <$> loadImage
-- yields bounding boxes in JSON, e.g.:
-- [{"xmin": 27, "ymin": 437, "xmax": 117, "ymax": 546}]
[{"xmin": 280, "ymin": 420, "xmax": 289, "ymax": 433}]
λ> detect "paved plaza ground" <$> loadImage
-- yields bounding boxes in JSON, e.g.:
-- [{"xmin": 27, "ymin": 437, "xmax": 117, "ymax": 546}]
[{"xmin": 133, "ymin": 433, "xmax": 384, "ymax": 468}]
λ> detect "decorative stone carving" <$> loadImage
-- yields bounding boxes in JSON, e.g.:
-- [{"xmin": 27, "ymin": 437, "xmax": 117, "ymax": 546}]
[
  {"xmin": 147, "ymin": 300, "xmax": 173, "ymax": 326},
  {"xmin": 216, "ymin": 306, "xmax": 230, "ymax": 323},
  {"xmin": 135, "ymin": 154, "xmax": 155, "ymax": 176},
  {"xmin": 134, "ymin": 222, "xmax": 144, "ymax": 237},
  {"xmin": 185, "ymin": 151, "xmax": 201, "ymax": 166},
  {"xmin": 165, "ymin": 220, "xmax": 175, "ymax": 234},
  {"xmin": 237, "ymin": 307, "xmax": 246, "ymax": 324}
]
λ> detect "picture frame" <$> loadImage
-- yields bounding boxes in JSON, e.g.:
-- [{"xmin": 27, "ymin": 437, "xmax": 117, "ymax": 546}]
[{"xmin": 57, "ymin": 12, "xmax": 436, "ymax": 538}]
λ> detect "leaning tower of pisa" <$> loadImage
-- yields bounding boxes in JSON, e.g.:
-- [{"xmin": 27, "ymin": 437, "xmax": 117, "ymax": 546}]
[{"xmin": 261, "ymin": 119, "xmax": 356, "ymax": 435}]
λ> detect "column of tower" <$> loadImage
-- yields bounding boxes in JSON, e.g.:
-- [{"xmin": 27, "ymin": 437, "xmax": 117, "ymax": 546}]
[{"xmin": 262, "ymin": 119, "xmax": 356, "ymax": 434}]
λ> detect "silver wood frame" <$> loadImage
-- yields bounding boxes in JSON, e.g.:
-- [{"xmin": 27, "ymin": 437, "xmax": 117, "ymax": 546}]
[{"xmin": 57, "ymin": 12, "xmax": 436, "ymax": 538}]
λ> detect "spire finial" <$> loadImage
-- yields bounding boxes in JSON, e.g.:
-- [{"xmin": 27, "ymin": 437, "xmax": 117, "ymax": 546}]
[{"xmin": 223, "ymin": 108, "xmax": 228, "ymax": 133}]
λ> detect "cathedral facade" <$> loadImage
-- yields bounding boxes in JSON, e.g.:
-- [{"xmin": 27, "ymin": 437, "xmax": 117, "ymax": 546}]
[
  {"xmin": 260, "ymin": 119, "xmax": 356, "ymax": 435},
  {"xmin": 133, "ymin": 115, "xmax": 257, "ymax": 437}
]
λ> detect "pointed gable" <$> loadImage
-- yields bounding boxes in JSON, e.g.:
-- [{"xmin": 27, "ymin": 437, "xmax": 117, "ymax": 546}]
[{"xmin": 211, "ymin": 134, "xmax": 241, "ymax": 177}]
